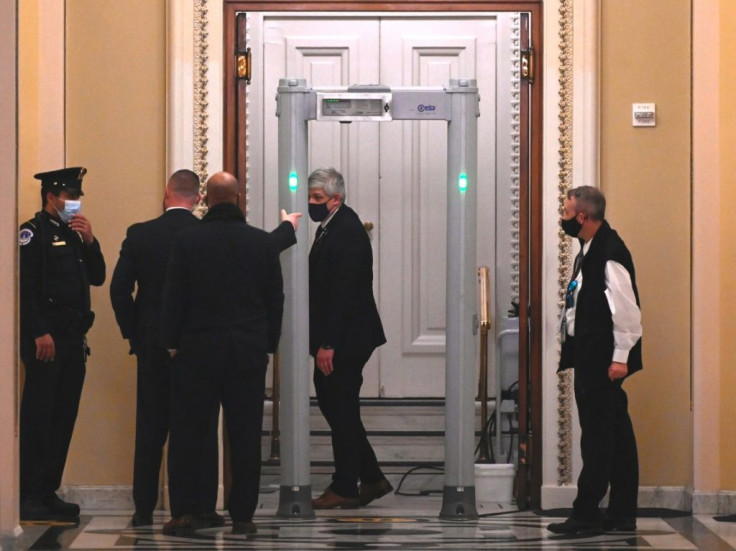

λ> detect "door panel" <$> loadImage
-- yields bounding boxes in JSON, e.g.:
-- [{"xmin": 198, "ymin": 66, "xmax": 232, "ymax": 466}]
[
  {"xmin": 378, "ymin": 17, "xmax": 499, "ymax": 397},
  {"xmin": 259, "ymin": 17, "xmax": 381, "ymax": 395},
  {"xmin": 249, "ymin": 14, "xmax": 517, "ymax": 399}
]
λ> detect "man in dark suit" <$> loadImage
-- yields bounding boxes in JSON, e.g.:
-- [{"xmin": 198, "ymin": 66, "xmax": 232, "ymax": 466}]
[
  {"xmin": 548, "ymin": 186, "xmax": 642, "ymax": 536},
  {"xmin": 307, "ymin": 168, "xmax": 391, "ymax": 510},
  {"xmin": 111, "ymin": 170, "xmax": 300, "ymax": 528},
  {"xmin": 109, "ymin": 169, "xmax": 221, "ymax": 527},
  {"xmin": 161, "ymin": 171, "xmax": 284, "ymax": 536}
]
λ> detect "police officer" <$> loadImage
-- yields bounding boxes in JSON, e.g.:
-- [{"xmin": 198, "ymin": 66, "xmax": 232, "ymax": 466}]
[{"xmin": 19, "ymin": 167, "xmax": 106, "ymax": 522}]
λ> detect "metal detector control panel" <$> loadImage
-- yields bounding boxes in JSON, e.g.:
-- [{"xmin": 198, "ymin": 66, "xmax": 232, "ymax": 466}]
[{"xmin": 316, "ymin": 84, "xmax": 392, "ymax": 122}]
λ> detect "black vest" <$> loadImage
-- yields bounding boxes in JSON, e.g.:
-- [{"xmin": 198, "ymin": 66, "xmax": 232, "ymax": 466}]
[{"xmin": 559, "ymin": 220, "xmax": 642, "ymax": 390}]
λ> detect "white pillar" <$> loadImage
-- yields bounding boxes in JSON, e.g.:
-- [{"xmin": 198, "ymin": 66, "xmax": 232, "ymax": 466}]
[
  {"xmin": 692, "ymin": 0, "xmax": 721, "ymax": 513},
  {"xmin": 0, "ymin": 0, "xmax": 21, "ymax": 541}
]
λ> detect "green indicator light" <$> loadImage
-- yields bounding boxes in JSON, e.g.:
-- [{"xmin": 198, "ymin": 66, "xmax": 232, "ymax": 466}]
[
  {"xmin": 458, "ymin": 173, "xmax": 468, "ymax": 193},
  {"xmin": 288, "ymin": 171, "xmax": 298, "ymax": 191}
]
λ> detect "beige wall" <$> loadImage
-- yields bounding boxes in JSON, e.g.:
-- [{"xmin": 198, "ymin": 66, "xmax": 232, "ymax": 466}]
[
  {"xmin": 18, "ymin": 0, "xmax": 168, "ymax": 487},
  {"xmin": 720, "ymin": 0, "xmax": 736, "ymax": 490},
  {"xmin": 18, "ymin": 0, "xmax": 42, "ymax": 219},
  {"xmin": 63, "ymin": 0, "xmax": 167, "ymax": 485},
  {"xmin": 13, "ymin": 0, "xmax": 730, "ymax": 499},
  {"xmin": 600, "ymin": 1, "xmax": 692, "ymax": 486}
]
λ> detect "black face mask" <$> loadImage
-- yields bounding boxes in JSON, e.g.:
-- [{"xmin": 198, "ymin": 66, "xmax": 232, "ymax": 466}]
[
  {"xmin": 308, "ymin": 202, "xmax": 330, "ymax": 222},
  {"xmin": 560, "ymin": 215, "xmax": 583, "ymax": 237}
]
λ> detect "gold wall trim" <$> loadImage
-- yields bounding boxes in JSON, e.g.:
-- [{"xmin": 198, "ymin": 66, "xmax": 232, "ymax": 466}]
[
  {"xmin": 556, "ymin": 0, "xmax": 574, "ymax": 485},
  {"xmin": 194, "ymin": 0, "xmax": 210, "ymax": 212}
]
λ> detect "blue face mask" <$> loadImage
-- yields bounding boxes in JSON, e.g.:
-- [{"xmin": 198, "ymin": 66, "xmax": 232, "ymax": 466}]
[{"xmin": 55, "ymin": 199, "xmax": 81, "ymax": 224}]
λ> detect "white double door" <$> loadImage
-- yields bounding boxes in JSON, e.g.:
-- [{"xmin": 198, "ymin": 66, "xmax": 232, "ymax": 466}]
[{"xmin": 247, "ymin": 13, "xmax": 517, "ymax": 398}]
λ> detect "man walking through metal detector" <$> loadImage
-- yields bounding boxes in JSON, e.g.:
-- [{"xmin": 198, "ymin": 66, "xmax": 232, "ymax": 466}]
[{"xmin": 307, "ymin": 168, "xmax": 392, "ymax": 510}]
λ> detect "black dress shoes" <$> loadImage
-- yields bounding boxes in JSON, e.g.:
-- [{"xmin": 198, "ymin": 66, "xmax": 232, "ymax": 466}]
[
  {"xmin": 163, "ymin": 512, "xmax": 228, "ymax": 536},
  {"xmin": 359, "ymin": 479, "xmax": 394, "ymax": 506},
  {"xmin": 20, "ymin": 499, "xmax": 54, "ymax": 522},
  {"xmin": 162, "ymin": 514, "xmax": 196, "ymax": 536},
  {"xmin": 44, "ymin": 493, "xmax": 81, "ymax": 517},
  {"xmin": 196, "ymin": 511, "xmax": 226, "ymax": 527},
  {"xmin": 131, "ymin": 512, "xmax": 153, "ymax": 527},
  {"xmin": 232, "ymin": 520, "xmax": 257, "ymax": 535},
  {"xmin": 603, "ymin": 515, "xmax": 637, "ymax": 532},
  {"xmin": 547, "ymin": 517, "xmax": 603, "ymax": 536},
  {"xmin": 21, "ymin": 495, "xmax": 80, "ymax": 523}
]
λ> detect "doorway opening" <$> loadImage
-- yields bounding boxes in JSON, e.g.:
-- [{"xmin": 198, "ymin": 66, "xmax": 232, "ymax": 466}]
[{"xmin": 223, "ymin": 0, "xmax": 543, "ymax": 509}]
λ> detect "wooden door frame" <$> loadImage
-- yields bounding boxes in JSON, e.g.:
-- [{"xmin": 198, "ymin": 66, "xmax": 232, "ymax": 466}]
[{"xmin": 223, "ymin": 0, "xmax": 543, "ymax": 508}]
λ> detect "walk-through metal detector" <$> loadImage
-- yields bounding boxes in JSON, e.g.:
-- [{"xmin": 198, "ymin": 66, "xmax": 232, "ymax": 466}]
[{"xmin": 275, "ymin": 78, "xmax": 480, "ymax": 520}]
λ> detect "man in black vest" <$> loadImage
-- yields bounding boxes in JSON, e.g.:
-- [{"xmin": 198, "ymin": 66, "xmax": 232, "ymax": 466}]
[
  {"xmin": 548, "ymin": 186, "xmax": 643, "ymax": 536},
  {"xmin": 307, "ymin": 168, "xmax": 391, "ymax": 510},
  {"xmin": 19, "ymin": 167, "xmax": 106, "ymax": 522},
  {"xmin": 161, "ymin": 171, "xmax": 285, "ymax": 536}
]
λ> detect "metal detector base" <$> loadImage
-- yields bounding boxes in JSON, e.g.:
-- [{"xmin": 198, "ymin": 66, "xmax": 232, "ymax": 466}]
[
  {"xmin": 439, "ymin": 486, "xmax": 479, "ymax": 520},
  {"xmin": 276, "ymin": 485, "xmax": 316, "ymax": 519}
]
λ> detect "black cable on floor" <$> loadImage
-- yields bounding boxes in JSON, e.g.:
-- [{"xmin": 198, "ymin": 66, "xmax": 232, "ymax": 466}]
[{"xmin": 394, "ymin": 465, "xmax": 444, "ymax": 496}]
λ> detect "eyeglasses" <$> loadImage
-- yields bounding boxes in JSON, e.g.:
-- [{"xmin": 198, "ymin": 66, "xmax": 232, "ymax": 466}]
[{"xmin": 565, "ymin": 280, "xmax": 578, "ymax": 309}]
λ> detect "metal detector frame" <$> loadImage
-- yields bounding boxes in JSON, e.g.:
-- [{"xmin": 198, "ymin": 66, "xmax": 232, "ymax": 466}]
[{"xmin": 275, "ymin": 78, "xmax": 480, "ymax": 520}]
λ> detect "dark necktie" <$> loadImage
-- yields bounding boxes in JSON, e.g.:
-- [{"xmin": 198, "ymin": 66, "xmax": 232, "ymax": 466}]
[
  {"xmin": 572, "ymin": 246, "xmax": 584, "ymax": 280},
  {"xmin": 564, "ymin": 247, "xmax": 584, "ymax": 310},
  {"xmin": 311, "ymin": 225, "xmax": 326, "ymax": 254}
]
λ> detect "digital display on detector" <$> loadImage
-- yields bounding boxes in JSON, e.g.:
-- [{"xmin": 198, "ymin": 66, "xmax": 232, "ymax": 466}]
[{"xmin": 321, "ymin": 98, "xmax": 384, "ymax": 117}]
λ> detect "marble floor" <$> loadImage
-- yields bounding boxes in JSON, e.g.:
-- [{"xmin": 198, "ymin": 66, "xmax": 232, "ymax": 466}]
[{"xmin": 7, "ymin": 492, "xmax": 736, "ymax": 551}]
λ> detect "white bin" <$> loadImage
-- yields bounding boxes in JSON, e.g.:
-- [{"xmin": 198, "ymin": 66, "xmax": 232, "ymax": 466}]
[{"xmin": 474, "ymin": 463, "xmax": 515, "ymax": 504}]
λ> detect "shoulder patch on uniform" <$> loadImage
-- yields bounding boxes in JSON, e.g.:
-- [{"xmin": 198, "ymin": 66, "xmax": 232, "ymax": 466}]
[{"xmin": 19, "ymin": 228, "xmax": 34, "ymax": 246}]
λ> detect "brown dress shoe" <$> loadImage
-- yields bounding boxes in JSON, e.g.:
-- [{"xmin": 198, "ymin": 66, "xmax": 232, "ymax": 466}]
[
  {"xmin": 162, "ymin": 514, "xmax": 195, "ymax": 536},
  {"xmin": 312, "ymin": 489, "xmax": 360, "ymax": 510},
  {"xmin": 359, "ymin": 479, "xmax": 394, "ymax": 506},
  {"xmin": 196, "ymin": 511, "xmax": 226, "ymax": 527}
]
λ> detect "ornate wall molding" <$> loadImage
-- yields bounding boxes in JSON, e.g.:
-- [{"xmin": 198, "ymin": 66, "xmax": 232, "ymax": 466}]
[
  {"xmin": 556, "ymin": 0, "xmax": 574, "ymax": 486},
  {"xmin": 193, "ymin": 0, "xmax": 210, "ymax": 216},
  {"xmin": 244, "ymin": 13, "xmax": 253, "ymax": 219},
  {"xmin": 509, "ymin": 13, "xmax": 521, "ymax": 305}
]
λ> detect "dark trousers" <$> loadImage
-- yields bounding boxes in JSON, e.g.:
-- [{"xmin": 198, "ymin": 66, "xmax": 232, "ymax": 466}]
[
  {"xmin": 20, "ymin": 337, "xmax": 86, "ymax": 500},
  {"xmin": 573, "ymin": 379, "xmax": 639, "ymax": 520},
  {"xmin": 168, "ymin": 334, "xmax": 267, "ymax": 522},
  {"xmin": 133, "ymin": 345, "xmax": 219, "ymax": 517},
  {"xmin": 313, "ymin": 349, "xmax": 384, "ymax": 498}
]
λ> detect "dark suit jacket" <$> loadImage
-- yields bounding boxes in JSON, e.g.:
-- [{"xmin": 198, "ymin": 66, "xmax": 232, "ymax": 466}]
[
  {"xmin": 110, "ymin": 208, "xmax": 198, "ymax": 351},
  {"xmin": 111, "ymin": 207, "xmax": 295, "ymax": 353},
  {"xmin": 308, "ymin": 204, "xmax": 386, "ymax": 357},
  {"xmin": 162, "ymin": 202, "xmax": 284, "ymax": 354}
]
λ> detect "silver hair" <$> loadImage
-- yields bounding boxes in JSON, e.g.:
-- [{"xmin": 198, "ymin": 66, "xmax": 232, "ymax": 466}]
[
  {"xmin": 308, "ymin": 168, "xmax": 346, "ymax": 201},
  {"xmin": 566, "ymin": 185, "xmax": 606, "ymax": 221}
]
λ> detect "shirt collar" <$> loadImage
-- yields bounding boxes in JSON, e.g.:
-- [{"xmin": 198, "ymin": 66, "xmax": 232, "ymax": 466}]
[
  {"xmin": 321, "ymin": 204, "xmax": 341, "ymax": 228},
  {"xmin": 582, "ymin": 236, "xmax": 593, "ymax": 255}
]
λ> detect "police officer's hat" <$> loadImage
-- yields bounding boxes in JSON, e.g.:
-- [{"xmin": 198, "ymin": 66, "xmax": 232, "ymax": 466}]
[{"xmin": 34, "ymin": 167, "xmax": 87, "ymax": 196}]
